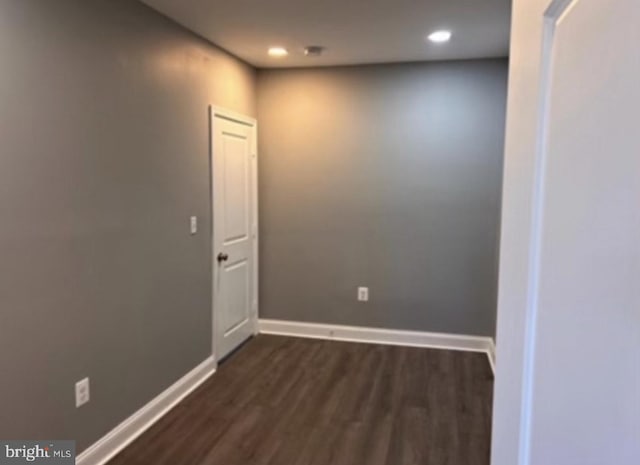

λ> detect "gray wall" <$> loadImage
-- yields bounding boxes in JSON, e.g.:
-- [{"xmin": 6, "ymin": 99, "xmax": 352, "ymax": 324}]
[
  {"xmin": 0, "ymin": 0, "xmax": 255, "ymax": 452},
  {"xmin": 257, "ymin": 59, "xmax": 507, "ymax": 337}
]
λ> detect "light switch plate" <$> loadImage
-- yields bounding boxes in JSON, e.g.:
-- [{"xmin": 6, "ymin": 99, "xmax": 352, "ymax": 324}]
[
  {"xmin": 190, "ymin": 216, "xmax": 198, "ymax": 235},
  {"xmin": 358, "ymin": 287, "xmax": 369, "ymax": 302}
]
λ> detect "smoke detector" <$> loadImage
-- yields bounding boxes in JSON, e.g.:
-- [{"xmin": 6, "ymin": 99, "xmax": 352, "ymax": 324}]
[{"xmin": 304, "ymin": 46, "xmax": 325, "ymax": 57}]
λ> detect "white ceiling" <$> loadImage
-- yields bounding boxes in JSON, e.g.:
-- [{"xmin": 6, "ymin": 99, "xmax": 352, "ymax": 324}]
[{"xmin": 141, "ymin": 0, "xmax": 511, "ymax": 68}]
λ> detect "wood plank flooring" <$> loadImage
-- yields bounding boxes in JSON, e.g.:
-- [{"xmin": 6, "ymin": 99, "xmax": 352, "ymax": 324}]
[{"xmin": 107, "ymin": 335, "xmax": 494, "ymax": 465}]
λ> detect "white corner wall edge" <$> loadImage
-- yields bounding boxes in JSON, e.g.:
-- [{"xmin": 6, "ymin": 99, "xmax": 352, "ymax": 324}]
[
  {"xmin": 259, "ymin": 319, "xmax": 496, "ymax": 374},
  {"xmin": 76, "ymin": 357, "xmax": 216, "ymax": 465}
]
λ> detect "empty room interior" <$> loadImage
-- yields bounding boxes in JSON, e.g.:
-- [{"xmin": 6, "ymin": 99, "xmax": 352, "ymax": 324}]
[{"xmin": 1, "ymin": 1, "xmax": 638, "ymax": 465}]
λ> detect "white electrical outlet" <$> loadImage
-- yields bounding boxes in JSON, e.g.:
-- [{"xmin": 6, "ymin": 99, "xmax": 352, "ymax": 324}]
[
  {"xmin": 190, "ymin": 216, "xmax": 198, "ymax": 235},
  {"xmin": 357, "ymin": 287, "xmax": 369, "ymax": 302},
  {"xmin": 75, "ymin": 378, "xmax": 90, "ymax": 408}
]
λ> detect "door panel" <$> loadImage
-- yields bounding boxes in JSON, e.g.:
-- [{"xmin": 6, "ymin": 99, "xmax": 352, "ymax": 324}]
[
  {"xmin": 222, "ymin": 134, "xmax": 250, "ymax": 242},
  {"xmin": 212, "ymin": 112, "xmax": 257, "ymax": 360},
  {"xmin": 222, "ymin": 259, "xmax": 250, "ymax": 334}
]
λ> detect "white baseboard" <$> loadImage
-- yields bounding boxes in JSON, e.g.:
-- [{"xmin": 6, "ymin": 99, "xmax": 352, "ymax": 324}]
[
  {"xmin": 259, "ymin": 319, "xmax": 496, "ymax": 375},
  {"xmin": 76, "ymin": 357, "xmax": 216, "ymax": 465},
  {"xmin": 487, "ymin": 338, "xmax": 496, "ymax": 374}
]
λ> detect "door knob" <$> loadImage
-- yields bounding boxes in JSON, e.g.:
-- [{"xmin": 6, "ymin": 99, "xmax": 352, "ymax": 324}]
[{"xmin": 217, "ymin": 252, "xmax": 229, "ymax": 263}]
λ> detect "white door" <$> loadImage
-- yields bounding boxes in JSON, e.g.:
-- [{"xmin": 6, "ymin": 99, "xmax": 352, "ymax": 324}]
[
  {"xmin": 492, "ymin": 1, "xmax": 640, "ymax": 465},
  {"xmin": 211, "ymin": 109, "xmax": 258, "ymax": 361}
]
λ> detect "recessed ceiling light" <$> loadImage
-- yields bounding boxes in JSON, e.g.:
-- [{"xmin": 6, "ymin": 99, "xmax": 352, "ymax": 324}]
[
  {"xmin": 268, "ymin": 47, "xmax": 288, "ymax": 57},
  {"xmin": 427, "ymin": 30, "xmax": 452, "ymax": 43}
]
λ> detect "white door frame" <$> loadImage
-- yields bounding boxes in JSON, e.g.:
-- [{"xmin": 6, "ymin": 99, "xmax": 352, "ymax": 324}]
[
  {"xmin": 492, "ymin": 0, "xmax": 570, "ymax": 462},
  {"xmin": 492, "ymin": 0, "xmax": 640, "ymax": 464},
  {"xmin": 209, "ymin": 106, "xmax": 259, "ymax": 363}
]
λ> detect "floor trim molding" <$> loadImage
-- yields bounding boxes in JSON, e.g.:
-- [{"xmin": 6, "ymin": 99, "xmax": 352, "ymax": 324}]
[
  {"xmin": 77, "ymin": 357, "xmax": 216, "ymax": 465},
  {"xmin": 259, "ymin": 319, "xmax": 496, "ymax": 375},
  {"xmin": 487, "ymin": 338, "xmax": 496, "ymax": 374}
]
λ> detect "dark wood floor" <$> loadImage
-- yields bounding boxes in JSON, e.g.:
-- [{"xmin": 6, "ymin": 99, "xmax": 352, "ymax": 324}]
[{"xmin": 108, "ymin": 335, "xmax": 494, "ymax": 465}]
